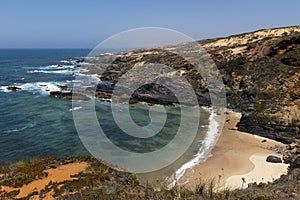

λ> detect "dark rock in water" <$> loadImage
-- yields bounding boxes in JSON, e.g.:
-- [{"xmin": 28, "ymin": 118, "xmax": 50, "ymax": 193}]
[
  {"xmin": 95, "ymin": 92, "xmax": 112, "ymax": 100},
  {"xmin": 57, "ymin": 85, "xmax": 68, "ymax": 90},
  {"xmin": 7, "ymin": 86, "xmax": 21, "ymax": 91},
  {"xmin": 100, "ymin": 99, "xmax": 111, "ymax": 103},
  {"xmin": 50, "ymin": 91, "xmax": 71, "ymax": 99},
  {"xmin": 96, "ymin": 82, "xmax": 114, "ymax": 94},
  {"xmin": 129, "ymin": 98, "xmax": 139, "ymax": 104},
  {"xmin": 49, "ymin": 91, "xmax": 90, "ymax": 101},
  {"xmin": 266, "ymin": 155, "xmax": 282, "ymax": 163},
  {"xmin": 75, "ymin": 58, "xmax": 84, "ymax": 63}
]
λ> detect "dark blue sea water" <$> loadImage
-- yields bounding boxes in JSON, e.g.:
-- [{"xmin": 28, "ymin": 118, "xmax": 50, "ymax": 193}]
[
  {"xmin": 0, "ymin": 49, "xmax": 92, "ymax": 163},
  {"xmin": 0, "ymin": 49, "xmax": 213, "ymax": 182}
]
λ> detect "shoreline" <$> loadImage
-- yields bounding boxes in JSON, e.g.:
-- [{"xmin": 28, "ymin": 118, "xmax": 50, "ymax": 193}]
[
  {"xmin": 178, "ymin": 110, "xmax": 289, "ymax": 190},
  {"xmin": 168, "ymin": 107, "xmax": 224, "ymax": 188}
]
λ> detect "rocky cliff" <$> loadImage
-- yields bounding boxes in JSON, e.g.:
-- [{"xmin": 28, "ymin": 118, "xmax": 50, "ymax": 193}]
[
  {"xmin": 47, "ymin": 26, "xmax": 299, "ymax": 144},
  {"xmin": 201, "ymin": 26, "xmax": 300, "ymax": 143},
  {"xmin": 81, "ymin": 26, "xmax": 299, "ymax": 144}
]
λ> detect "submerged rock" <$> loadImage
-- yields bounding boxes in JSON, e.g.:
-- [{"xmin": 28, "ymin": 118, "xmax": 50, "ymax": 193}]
[{"xmin": 57, "ymin": 85, "xmax": 68, "ymax": 90}]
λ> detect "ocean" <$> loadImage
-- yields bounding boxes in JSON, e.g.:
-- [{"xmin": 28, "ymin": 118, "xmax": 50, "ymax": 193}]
[{"xmin": 0, "ymin": 49, "xmax": 219, "ymax": 183}]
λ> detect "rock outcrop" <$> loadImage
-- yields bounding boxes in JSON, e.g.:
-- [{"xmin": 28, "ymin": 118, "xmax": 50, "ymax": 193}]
[
  {"xmin": 7, "ymin": 86, "xmax": 21, "ymax": 91},
  {"xmin": 53, "ymin": 25, "xmax": 300, "ymax": 144},
  {"xmin": 49, "ymin": 91, "xmax": 90, "ymax": 101}
]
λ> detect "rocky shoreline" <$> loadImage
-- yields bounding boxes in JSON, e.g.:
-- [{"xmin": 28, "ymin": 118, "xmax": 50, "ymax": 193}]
[
  {"xmin": 7, "ymin": 26, "xmax": 299, "ymax": 145},
  {"xmin": 237, "ymin": 115, "xmax": 298, "ymax": 144},
  {"xmin": 1, "ymin": 25, "xmax": 300, "ymax": 199},
  {"xmin": 55, "ymin": 28, "xmax": 300, "ymax": 145}
]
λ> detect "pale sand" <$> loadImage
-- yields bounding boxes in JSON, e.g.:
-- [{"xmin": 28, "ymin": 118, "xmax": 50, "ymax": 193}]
[
  {"xmin": 0, "ymin": 162, "xmax": 88, "ymax": 199},
  {"xmin": 179, "ymin": 111, "xmax": 289, "ymax": 190},
  {"xmin": 203, "ymin": 26, "xmax": 300, "ymax": 49},
  {"xmin": 227, "ymin": 153, "xmax": 288, "ymax": 189}
]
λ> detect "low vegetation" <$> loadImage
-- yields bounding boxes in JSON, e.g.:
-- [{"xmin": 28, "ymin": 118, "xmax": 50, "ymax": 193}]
[{"xmin": 0, "ymin": 155, "xmax": 299, "ymax": 199}]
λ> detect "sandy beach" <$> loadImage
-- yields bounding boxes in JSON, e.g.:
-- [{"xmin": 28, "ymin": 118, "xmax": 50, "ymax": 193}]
[{"xmin": 179, "ymin": 111, "xmax": 289, "ymax": 190}]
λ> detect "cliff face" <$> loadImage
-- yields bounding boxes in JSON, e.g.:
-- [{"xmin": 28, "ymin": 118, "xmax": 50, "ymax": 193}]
[
  {"xmin": 200, "ymin": 26, "xmax": 300, "ymax": 143},
  {"xmin": 84, "ymin": 26, "xmax": 300, "ymax": 143}
]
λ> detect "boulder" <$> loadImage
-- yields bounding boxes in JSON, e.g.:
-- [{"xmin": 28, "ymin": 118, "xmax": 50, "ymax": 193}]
[
  {"xmin": 266, "ymin": 155, "xmax": 282, "ymax": 163},
  {"xmin": 283, "ymin": 151, "xmax": 293, "ymax": 164},
  {"xmin": 291, "ymin": 147, "xmax": 300, "ymax": 154},
  {"xmin": 290, "ymin": 156, "xmax": 300, "ymax": 169},
  {"xmin": 288, "ymin": 142, "xmax": 300, "ymax": 150}
]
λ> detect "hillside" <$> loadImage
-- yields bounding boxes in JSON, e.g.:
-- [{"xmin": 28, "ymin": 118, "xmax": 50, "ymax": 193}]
[
  {"xmin": 2, "ymin": 25, "xmax": 300, "ymax": 200},
  {"xmin": 200, "ymin": 26, "xmax": 300, "ymax": 143},
  {"xmin": 0, "ymin": 154, "xmax": 300, "ymax": 199},
  {"xmin": 81, "ymin": 25, "xmax": 300, "ymax": 144}
]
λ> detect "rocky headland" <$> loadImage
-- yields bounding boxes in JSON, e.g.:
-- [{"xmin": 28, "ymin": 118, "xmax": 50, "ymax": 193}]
[
  {"xmin": 49, "ymin": 25, "xmax": 300, "ymax": 144},
  {"xmin": 2, "ymin": 25, "xmax": 300, "ymax": 199}
]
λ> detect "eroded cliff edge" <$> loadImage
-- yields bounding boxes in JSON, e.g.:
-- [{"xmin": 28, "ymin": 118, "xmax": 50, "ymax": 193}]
[{"xmin": 51, "ymin": 26, "xmax": 300, "ymax": 144}]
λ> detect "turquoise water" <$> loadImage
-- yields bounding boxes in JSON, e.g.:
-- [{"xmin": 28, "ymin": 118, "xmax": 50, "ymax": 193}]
[{"xmin": 0, "ymin": 49, "xmax": 209, "ymax": 181}]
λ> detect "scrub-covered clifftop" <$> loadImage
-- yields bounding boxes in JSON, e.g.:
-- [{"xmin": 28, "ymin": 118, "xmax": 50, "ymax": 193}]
[{"xmin": 88, "ymin": 25, "xmax": 300, "ymax": 144}]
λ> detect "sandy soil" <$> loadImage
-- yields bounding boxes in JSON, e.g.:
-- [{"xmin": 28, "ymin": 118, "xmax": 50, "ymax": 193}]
[
  {"xmin": 203, "ymin": 26, "xmax": 300, "ymax": 49},
  {"xmin": 179, "ymin": 111, "xmax": 288, "ymax": 190},
  {"xmin": 0, "ymin": 162, "xmax": 88, "ymax": 199}
]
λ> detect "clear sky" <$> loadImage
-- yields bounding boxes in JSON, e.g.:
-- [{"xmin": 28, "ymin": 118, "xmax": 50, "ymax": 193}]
[{"xmin": 1, "ymin": 0, "xmax": 299, "ymax": 48}]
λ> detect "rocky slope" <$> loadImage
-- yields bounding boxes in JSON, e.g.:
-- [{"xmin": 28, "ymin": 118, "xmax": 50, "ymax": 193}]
[
  {"xmin": 74, "ymin": 25, "xmax": 299, "ymax": 144},
  {"xmin": 1, "ymin": 151, "xmax": 300, "ymax": 199},
  {"xmin": 44, "ymin": 25, "xmax": 300, "ymax": 144},
  {"xmin": 204, "ymin": 26, "xmax": 300, "ymax": 144}
]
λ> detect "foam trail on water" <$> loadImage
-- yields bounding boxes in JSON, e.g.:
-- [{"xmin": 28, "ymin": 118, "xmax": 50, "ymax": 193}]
[
  {"xmin": 39, "ymin": 64, "xmax": 75, "ymax": 69},
  {"xmin": 27, "ymin": 69, "xmax": 77, "ymax": 74},
  {"xmin": 168, "ymin": 107, "xmax": 221, "ymax": 188},
  {"xmin": 69, "ymin": 106, "xmax": 83, "ymax": 111},
  {"xmin": 0, "ymin": 82, "xmax": 65, "ymax": 95},
  {"xmin": 20, "ymin": 82, "xmax": 64, "ymax": 94},
  {"xmin": 0, "ymin": 86, "xmax": 10, "ymax": 92},
  {"xmin": 3, "ymin": 122, "xmax": 36, "ymax": 134}
]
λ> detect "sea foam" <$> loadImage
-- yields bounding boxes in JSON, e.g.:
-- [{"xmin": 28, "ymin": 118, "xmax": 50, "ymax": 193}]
[
  {"xmin": 27, "ymin": 69, "xmax": 76, "ymax": 75},
  {"xmin": 168, "ymin": 107, "xmax": 222, "ymax": 188},
  {"xmin": 0, "ymin": 82, "xmax": 65, "ymax": 95}
]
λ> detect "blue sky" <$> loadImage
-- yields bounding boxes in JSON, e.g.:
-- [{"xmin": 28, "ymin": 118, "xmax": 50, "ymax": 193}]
[{"xmin": 0, "ymin": 0, "xmax": 299, "ymax": 48}]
